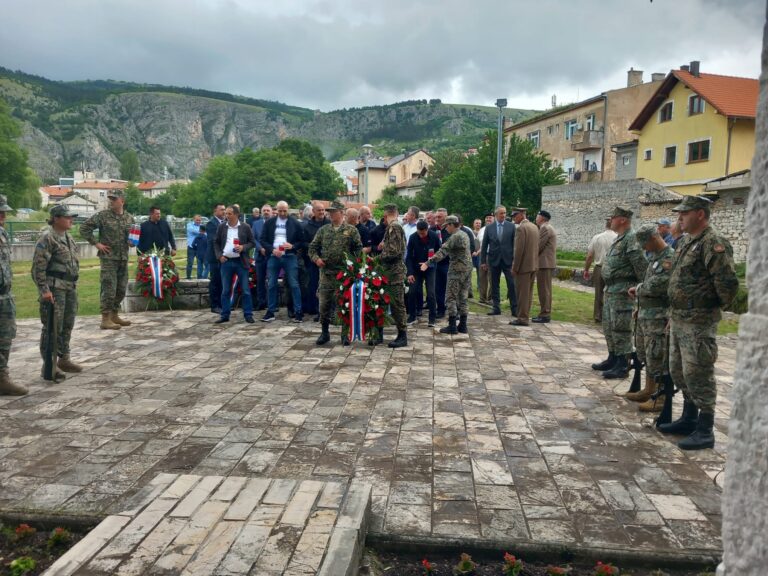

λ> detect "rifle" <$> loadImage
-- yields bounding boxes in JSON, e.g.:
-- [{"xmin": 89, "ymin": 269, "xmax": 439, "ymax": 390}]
[
  {"xmin": 653, "ymin": 329, "xmax": 677, "ymax": 428},
  {"xmin": 626, "ymin": 298, "xmax": 643, "ymax": 394},
  {"xmin": 42, "ymin": 300, "xmax": 58, "ymax": 381}
]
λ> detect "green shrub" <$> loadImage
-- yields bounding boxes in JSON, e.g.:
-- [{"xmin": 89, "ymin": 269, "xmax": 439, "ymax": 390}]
[{"xmin": 9, "ymin": 556, "xmax": 36, "ymax": 576}]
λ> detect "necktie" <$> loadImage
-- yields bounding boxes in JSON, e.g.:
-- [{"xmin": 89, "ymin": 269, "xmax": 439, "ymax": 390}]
[{"xmin": 497, "ymin": 223, "xmax": 502, "ymax": 238}]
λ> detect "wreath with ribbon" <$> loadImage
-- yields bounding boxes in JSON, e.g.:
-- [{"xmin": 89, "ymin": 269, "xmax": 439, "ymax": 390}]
[
  {"xmin": 135, "ymin": 247, "xmax": 179, "ymax": 308},
  {"xmin": 335, "ymin": 254, "xmax": 397, "ymax": 342}
]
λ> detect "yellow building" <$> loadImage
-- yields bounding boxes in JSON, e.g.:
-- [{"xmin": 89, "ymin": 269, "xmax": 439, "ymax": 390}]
[
  {"xmin": 629, "ymin": 63, "xmax": 758, "ymax": 195},
  {"xmin": 355, "ymin": 149, "xmax": 433, "ymax": 204}
]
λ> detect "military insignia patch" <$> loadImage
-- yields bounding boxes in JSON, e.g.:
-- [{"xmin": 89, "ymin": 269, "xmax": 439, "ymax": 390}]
[
  {"xmin": 714, "ymin": 244, "xmax": 725, "ymax": 253},
  {"xmin": 662, "ymin": 261, "xmax": 672, "ymax": 270}
]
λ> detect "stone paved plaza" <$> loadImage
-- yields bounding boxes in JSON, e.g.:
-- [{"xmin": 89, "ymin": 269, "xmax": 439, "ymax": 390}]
[{"xmin": 1, "ymin": 310, "xmax": 736, "ymax": 567}]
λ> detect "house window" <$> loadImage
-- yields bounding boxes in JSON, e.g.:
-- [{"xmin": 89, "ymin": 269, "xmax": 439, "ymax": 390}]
[
  {"xmin": 689, "ymin": 95, "xmax": 704, "ymax": 115},
  {"xmin": 389, "ymin": 175, "xmax": 397, "ymax": 183},
  {"xmin": 688, "ymin": 139, "xmax": 710, "ymax": 163},
  {"xmin": 644, "ymin": 149, "xmax": 653, "ymax": 161},
  {"xmin": 622, "ymin": 154, "xmax": 632, "ymax": 166},
  {"xmin": 564, "ymin": 120, "xmax": 578, "ymax": 140},
  {"xmin": 586, "ymin": 114, "xmax": 596, "ymax": 131},
  {"xmin": 527, "ymin": 130, "xmax": 540, "ymax": 148},
  {"xmin": 547, "ymin": 125, "xmax": 554, "ymax": 135},
  {"xmin": 659, "ymin": 101, "xmax": 673, "ymax": 123},
  {"xmin": 664, "ymin": 146, "xmax": 677, "ymax": 167}
]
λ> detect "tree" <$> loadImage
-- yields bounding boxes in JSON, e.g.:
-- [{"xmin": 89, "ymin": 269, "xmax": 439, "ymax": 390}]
[
  {"xmin": 124, "ymin": 184, "xmax": 146, "ymax": 215},
  {"xmin": 379, "ymin": 185, "xmax": 411, "ymax": 214},
  {"xmin": 421, "ymin": 148, "xmax": 466, "ymax": 210},
  {"xmin": 0, "ymin": 98, "xmax": 40, "ymax": 209},
  {"xmin": 502, "ymin": 133, "xmax": 565, "ymax": 212},
  {"xmin": 275, "ymin": 139, "xmax": 345, "ymax": 200},
  {"xmin": 119, "ymin": 150, "xmax": 141, "ymax": 182}
]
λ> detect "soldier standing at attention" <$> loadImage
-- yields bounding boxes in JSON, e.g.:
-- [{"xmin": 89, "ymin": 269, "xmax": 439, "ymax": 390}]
[
  {"xmin": 379, "ymin": 204, "xmax": 409, "ymax": 348},
  {"xmin": 626, "ymin": 224, "xmax": 674, "ymax": 410},
  {"xmin": 309, "ymin": 201, "xmax": 362, "ymax": 346},
  {"xmin": 659, "ymin": 196, "xmax": 738, "ymax": 450},
  {"xmin": 421, "ymin": 215, "xmax": 472, "ymax": 335},
  {"xmin": 80, "ymin": 189, "xmax": 134, "ymax": 330},
  {"xmin": 32, "ymin": 205, "xmax": 82, "ymax": 381},
  {"xmin": 592, "ymin": 207, "xmax": 647, "ymax": 379},
  {"xmin": 0, "ymin": 195, "xmax": 27, "ymax": 396}
]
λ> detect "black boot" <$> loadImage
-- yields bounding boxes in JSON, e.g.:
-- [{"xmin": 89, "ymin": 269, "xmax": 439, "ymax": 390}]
[
  {"xmin": 388, "ymin": 329, "xmax": 408, "ymax": 348},
  {"xmin": 658, "ymin": 399, "xmax": 699, "ymax": 435},
  {"xmin": 592, "ymin": 352, "xmax": 616, "ymax": 371},
  {"xmin": 316, "ymin": 323, "xmax": 330, "ymax": 345},
  {"xmin": 457, "ymin": 315, "xmax": 468, "ymax": 334},
  {"xmin": 678, "ymin": 412, "xmax": 715, "ymax": 450},
  {"xmin": 439, "ymin": 316, "xmax": 458, "ymax": 334},
  {"xmin": 625, "ymin": 352, "xmax": 643, "ymax": 393},
  {"xmin": 603, "ymin": 355, "xmax": 630, "ymax": 379}
]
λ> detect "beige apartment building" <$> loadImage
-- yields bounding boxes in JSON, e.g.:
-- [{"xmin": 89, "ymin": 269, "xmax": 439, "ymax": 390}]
[
  {"xmin": 354, "ymin": 149, "xmax": 434, "ymax": 204},
  {"xmin": 505, "ymin": 69, "xmax": 664, "ymax": 182}
]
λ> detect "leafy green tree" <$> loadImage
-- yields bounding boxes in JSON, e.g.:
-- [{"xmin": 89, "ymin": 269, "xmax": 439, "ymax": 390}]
[
  {"xmin": 124, "ymin": 183, "xmax": 146, "ymax": 215},
  {"xmin": 379, "ymin": 185, "xmax": 411, "ymax": 213},
  {"xmin": 502, "ymin": 133, "xmax": 564, "ymax": 212},
  {"xmin": 119, "ymin": 150, "xmax": 141, "ymax": 182},
  {"xmin": 275, "ymin": 138, "xmax": 345, "ymax": 200},
  {"xmin": 0, "ymin": 98, "xmax": 40, "ymax": 209},
  {"xmin": 173, "ymin": 156, "xmax": 235, "ymax": 216}
]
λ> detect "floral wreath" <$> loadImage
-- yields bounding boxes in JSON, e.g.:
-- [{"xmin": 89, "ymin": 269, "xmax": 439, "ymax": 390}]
[{"xmin": 135, "ymin": 246, "xmax": 179, "ymax": 309}]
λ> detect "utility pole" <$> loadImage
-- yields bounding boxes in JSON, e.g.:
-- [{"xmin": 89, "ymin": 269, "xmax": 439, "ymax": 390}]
[
  {"xmin": 495, "ymin": 98, "xmax": 507, "ymax": 208},
  {"xmin": 362, "ymin": 144, "xmax": 373, "ymax": 205}
]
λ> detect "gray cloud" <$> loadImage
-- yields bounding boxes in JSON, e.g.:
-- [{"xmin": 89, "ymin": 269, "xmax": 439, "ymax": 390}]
[{"xmin": 0, "ymin": 0, "xmax": 762, "ymax": 111}]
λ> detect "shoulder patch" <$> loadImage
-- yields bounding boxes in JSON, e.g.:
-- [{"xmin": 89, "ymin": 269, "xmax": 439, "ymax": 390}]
[
  {"xmin": 713, "ymin": 244, "xmax": 725, "ymax": 253},
  {"xmin": 662, "ymin": 261, "xmax": 672, "ymax": 270}
]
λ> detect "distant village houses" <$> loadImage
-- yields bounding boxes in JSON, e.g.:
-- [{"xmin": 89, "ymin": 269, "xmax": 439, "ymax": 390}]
[{"xmin": 350, "ymin": 149, "xmax": 434, "ymax": 203}]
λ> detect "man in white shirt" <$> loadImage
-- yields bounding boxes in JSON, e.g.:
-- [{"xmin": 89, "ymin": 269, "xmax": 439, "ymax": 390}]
[
  {"xmin": 213, "ymin": 205, "xmax": 256, "ymax": 324},
  {"xmin": 584, "ymin": 219, "xmax": 618, "ymax": 323},
  {"xmin": 402, "ymin": 206, "xmax": 419, "ymax": 241}
]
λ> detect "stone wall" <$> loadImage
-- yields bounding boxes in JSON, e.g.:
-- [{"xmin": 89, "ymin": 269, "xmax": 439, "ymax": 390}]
[
  {"xmin": 123, "ymin": 279, "xmax": 211, "ymax": 313},
  {"xmin": 710, "ymin": 188, "xmax": 750, "ymax": 263}
]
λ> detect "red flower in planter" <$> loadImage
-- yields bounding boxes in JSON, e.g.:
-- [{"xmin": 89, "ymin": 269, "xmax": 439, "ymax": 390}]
[
  {"xmin": 372, "ymin": 277, "xmax": 382, "ymax": 287},
  {"xmin": 336, "ymin": 271, "xmax": 344, "ymax": 280},
  {"xmin": 383, "ymin": 294, "xmax": 391, "ymax": 304}
]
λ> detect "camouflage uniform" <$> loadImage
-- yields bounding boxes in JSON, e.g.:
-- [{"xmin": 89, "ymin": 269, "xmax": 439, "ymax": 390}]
[
  {"xmin": 309, "ymin": 222, "xmax": 362, "ymax": 324},
  {"xmin": 635, "ymin": 244, "xmax": 675, "ymax": 377},
  {"xmin": 379, "ymin": 220, "xmax": 408, "ymax": 331},
  {"xmin": 668, "ymin": 225, "xmax": 738, "ymax": 413},
  {"xmin": 429, "ymin": 229, "xmax": 472, "ymax": 317},
  {"xmin": 80, "ymin": 208, "xmax": 134, "ymax": 313},
  {"xmin": 601, "ymin": 226, "xmax": 647, "ymax": 356},
  {"xmin": 0, "ymin": 219, "xmax": 14, "ymax": 375},
  {"xmin": 32, "ymin": 227, "xmax": 80, "ymax": 360}
]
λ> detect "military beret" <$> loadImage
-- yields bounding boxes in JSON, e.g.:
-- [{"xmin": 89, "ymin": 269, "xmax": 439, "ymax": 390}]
[
  {"xmin": 416, "ymin": 220, "xmax": 428, "ymax": 231},
  {"xmin": 635, "ymin": 224, "xmax": 658, "ymax": 245},
  {"xmin": 326, "ymin": 200, "xmax": 346, "ymax": 211},
  {"xmin": 538, "ymin": 210, "xmax": 551, "ymax": 220},
  {"xmin": 672, "ymin": 195, "xmax": 712, "ymax": 212},
  {"xmin": 0, "ymin": 194, "xmax": 12, "ymax": 212},
  {"xmin": 50, "ymin": 204, "xmax": 77, "ymax": 218},
  {"xmin": 445, "ymin": 215, "xmax": 459, "ymax": 225},
  {"xmin": 610, "ymin": 206, "xmax": 633, "ymax": 218}
]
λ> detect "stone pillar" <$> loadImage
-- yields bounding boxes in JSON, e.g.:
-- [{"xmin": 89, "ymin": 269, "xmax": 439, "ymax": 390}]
[{"xmin": 721, "ymin": 3, "xmax": 768, "ymax": 574}]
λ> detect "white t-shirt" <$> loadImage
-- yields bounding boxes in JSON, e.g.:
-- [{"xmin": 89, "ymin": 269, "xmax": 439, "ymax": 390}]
[
  {"xmin": 588, "ymin": 229, "xmax": 618, "ymax": 266},
  {"xmin": 274, "ymin": 218, "xmax": 288, "ymax": 249},
  {"xmin": 223, "ymin": 224, "xmax": 240, "ymax": 258}
]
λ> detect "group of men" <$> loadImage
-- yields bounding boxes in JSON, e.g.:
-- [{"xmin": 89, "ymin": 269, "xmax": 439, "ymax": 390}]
[{"xmin": 590, "ymin": 197, "xmax": 738, "ymax": 451}]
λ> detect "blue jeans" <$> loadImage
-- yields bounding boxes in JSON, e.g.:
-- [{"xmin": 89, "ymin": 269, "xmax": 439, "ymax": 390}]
[
  {"xmin": 186, "ymin": 248, "xmax": 196, "ymax": 278},
  {"xmin": 220, "ymin": 259, "xmax": 253, "ymax": 319},
  {"xmin": 267, "ymin": 253, "xmax": 301, "ymax": 315},
  {"xmin": 198, "ymin": 259, "xmax": 209, "ymax": 279}
]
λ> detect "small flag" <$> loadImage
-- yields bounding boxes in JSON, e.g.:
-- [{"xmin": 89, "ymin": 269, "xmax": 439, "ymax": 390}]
[{"xmin": 129, "ymin": 224, "xmax": 141, "ymax": 247}]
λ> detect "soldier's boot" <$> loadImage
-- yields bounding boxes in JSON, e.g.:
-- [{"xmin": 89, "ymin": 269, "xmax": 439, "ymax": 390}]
[
  {"xmin": 0, "ymin": 371, "xmax": 28, "ymax": 396},
  {"xmin": 592, "ymin": 352, "xmax": 616, "ymax": 371},
  {"xmin": 57, "ymin": 355, "xmax": 83, "ymax": 373},
  {"xmin": 41, "ymin": 365, "xmax": 66, "ymax": 382},
  {"xmin": 678, "ymin": 412, "xmax": 715, "ymax": 451},
  {"xmin": 111, "ymin": 311, "xmax": 132, "ymax": 326},
  {"xmin": 388, "ymin": 330, "xmax": 408, "ymax": 348},
  {"xmin": 638, "ymin": 391, "xmax": 664, "ymax": 413},
  {"xmin": 603, "ymin": 354, "xmax": 630, "ymax": 379},
  {"xmin": 100, "ymin": 312, "xmax": 121, "ymax": 330},
  {"xmin": 439, "ymin": 316, "xmax": 458, "ymax": 335},
  {"xmin": 316, "ymin": 323, "xmax": 330, "ymax": 345},
  {"xmin": 658, "ymin": 399, "xmax": 699, "ymax": 435},
  {"xmin": 457, "ymin": 315, "xmax": 468, "ymax": 334},
  {"xmin": 626, "ymin": 373, "xmax": 655, "ymax": 402}
]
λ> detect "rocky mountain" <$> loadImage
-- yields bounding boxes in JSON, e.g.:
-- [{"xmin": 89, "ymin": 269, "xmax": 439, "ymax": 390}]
[{"xmin": 0, "ymin": 67, "xmax": 536, "ymax": 182}]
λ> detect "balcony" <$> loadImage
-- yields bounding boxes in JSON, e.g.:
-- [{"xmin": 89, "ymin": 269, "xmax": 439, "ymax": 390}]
[{"xmin": 571, "ymin": 130, "xmax": 603, "ymax": 151}]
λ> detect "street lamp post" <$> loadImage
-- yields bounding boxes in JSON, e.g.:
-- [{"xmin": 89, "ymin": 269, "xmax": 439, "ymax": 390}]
[
  {"xmin": 495, "ymin": 98, "xmax": 507, "ymax": 209},
  {"xmin": 362, "ymin": 143, "xmax": 373, "ymax": 205}
]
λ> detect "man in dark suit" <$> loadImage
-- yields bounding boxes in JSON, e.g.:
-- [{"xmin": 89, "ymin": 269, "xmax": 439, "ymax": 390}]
[
  {"xmin": 213, "ymin": 204, "xmax": 256, "ymax": 324},
  {"xmin": 481, "ymin": 205, "xmax": 517, "ymax": 317},
  {"xmin": 206, "ymin": 203, "xmax": 226, "ymax": 314},
  {"xmin": 137, "ymin": 206, "xmax": 176, "ymax": 255},
  {"xmin": 251, "ymin": 204, "xmax": 272, "ymax": 311},
  {"xmin": 406, "ymin": 220, "xmax": 441, "ymax": 326},
  {"xmin": 260, "ymin": 200, "xmax": 306, "ymax": 323}
]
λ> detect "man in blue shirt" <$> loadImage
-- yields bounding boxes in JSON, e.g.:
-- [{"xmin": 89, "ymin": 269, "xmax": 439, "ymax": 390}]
[
  {"xmin": 185, "ymin": 215, "xmax": 203, "ymax": 279},
  {"xmin": 656, "ymin": 218, "xmax": 674, "ymax": 245}
]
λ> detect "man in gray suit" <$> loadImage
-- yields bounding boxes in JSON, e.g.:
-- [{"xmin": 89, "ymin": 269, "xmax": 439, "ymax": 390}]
[{"xmin": 481, "ymin": 205, "xmax": 517, "ymax": 316}]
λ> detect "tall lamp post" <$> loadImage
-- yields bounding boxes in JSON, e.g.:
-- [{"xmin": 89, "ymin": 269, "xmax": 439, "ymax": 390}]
[
  {"xmin": 362, "ymin": 143, "xmax": 373, "ymax": 205},
  {"xmin": 495, "ymin": 98, "xmax": 507, "ymax": 208}
]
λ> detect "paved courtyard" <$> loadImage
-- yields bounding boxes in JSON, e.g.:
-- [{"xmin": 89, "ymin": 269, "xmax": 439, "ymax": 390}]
[{"xmin": 0, "ymin": 310, "xmax": 735, "ymax": 563}]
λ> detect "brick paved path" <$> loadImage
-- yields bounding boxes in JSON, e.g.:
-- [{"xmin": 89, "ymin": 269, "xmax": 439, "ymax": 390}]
[{"xmin": 1, "ymin": 311, "xmax": 734, "ymax": 560}]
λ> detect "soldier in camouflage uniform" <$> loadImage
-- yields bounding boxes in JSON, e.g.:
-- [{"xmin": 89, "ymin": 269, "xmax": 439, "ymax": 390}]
[
  {"xmin": 592, "ymin": 206, "xmax": 647, "ymax": 379},
  {"xmin": 379, "ymin": 204, "xmax": 409, "ymax": 348},
  {"xmin": 0, "ymin": 195, "xmax": 27, "ymax": 395},
  {"xmin": 422, "ymin": 215, "xmax": 472, "ymax": 335},
  {"xmin": 659, "ymin": 196, "xmax": 738, "ymax": 450},
  {"xmin": 626, "ymin": 224, "xmax": 674, "ymax": 411},
  {"xmin": 309, "ymin": 200, "xmax": 362, "ymax": 346},
  {"xmin": 32, "ymin": 205, "xmax": 83, "ymax": 382},
  {"xmin": 79, "ymin": 189, "xmax": 134, "ymax": 330}
]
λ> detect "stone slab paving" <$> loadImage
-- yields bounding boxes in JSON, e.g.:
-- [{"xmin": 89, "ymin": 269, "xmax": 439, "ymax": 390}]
[
  {"xmin": 43, "ymin": 474, "xmax": 370, "ymax": 575},
  {"xmin": 1, "ymin": 311, "xmax": 736, "ymax": 564}
]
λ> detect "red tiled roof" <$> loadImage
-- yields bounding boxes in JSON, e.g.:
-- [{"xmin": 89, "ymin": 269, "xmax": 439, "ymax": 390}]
[
  {"xmin": 73, "ymin": 181, "xmax": 128, "ymax": 190},
  {"xmin": 630, "ymin": 70, "xmax": 759, "ymax": 130},
  {"xmin": 138, "ymin": 181, "xmax": 158, "ymax": 190},
  {"xmin": 40, "ymin": 186, "xmax": 71, "ymax": 197}
]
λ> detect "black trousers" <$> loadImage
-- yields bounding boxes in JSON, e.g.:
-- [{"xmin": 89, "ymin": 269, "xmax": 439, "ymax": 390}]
[
  {"xmin": 208, "ymin": 260, "xmax": 222, "ymax": 309},
  {"xmin": 409, "ymin": 268, "xmax": 436, "ymax": 318},
  {"xmin": 490, "ymin": 264, "xmax": 517, "ymax": 315}
]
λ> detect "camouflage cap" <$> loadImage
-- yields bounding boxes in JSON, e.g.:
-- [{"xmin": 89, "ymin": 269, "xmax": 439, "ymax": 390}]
[
  {"xmin": 445, "ymin": 215, "xmax": 460, "ymax": 225},
  {"xmin": 50, "ymin": 204, "xmax": 77, "ymax": 218},
  {"xmin": 107, "ymin": 189, "xmax": 125, "ymax": 199},
  {"xmin": 672, "ymin": 195, "xmax": 712, "ymax": 212},
  {"xmin": 610, "ymin": 206, "xmax": 633, "ymax": 218},
  {"xmin": 326, "ymin": 200, "xmax": 346, "ymax": 211},
  {"xmin": 0, "ymin": 194, "xmax": 11, "ymax": 212},
  {"xmin": 635, "ymin": 224, "xmax": 658, "ymax": 245},
  {"xmin": 382, "ymin": 203, "xmax": 399, "ymax": 213}
]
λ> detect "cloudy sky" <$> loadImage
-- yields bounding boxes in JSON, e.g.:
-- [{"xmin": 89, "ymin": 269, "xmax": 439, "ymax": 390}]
[{"xmin": 1, "ymin": 0, "xmax": 763, "ymax": 112}]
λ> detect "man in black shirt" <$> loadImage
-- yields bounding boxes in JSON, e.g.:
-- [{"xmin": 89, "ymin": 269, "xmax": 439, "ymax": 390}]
[{"xmin": 138, "ymin": 207, "xmax": 176, "ymax": 255}]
